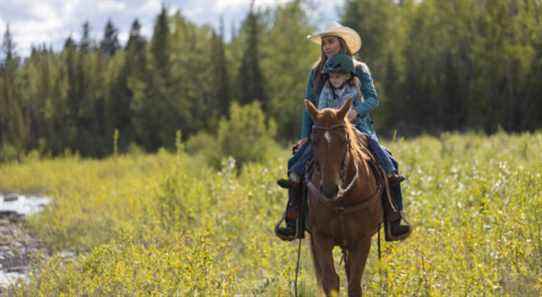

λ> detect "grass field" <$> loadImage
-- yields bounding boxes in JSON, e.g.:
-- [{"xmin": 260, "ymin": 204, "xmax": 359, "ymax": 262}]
[{"xmin": 0, "ymin": 132, "xmax": 541, "ymax": 296}]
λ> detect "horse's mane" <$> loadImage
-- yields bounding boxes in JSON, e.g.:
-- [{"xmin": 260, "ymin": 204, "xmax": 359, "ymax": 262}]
[
  {"xmin": 318, "ymin": 108, "xmax": 366, "ymax": 165},
  {"xmin": 344, "ymin": 119, "xmax": 366, "ymax": 164}
]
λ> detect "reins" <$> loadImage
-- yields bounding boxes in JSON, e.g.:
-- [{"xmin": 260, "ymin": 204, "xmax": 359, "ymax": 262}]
[{"xmin": 308, "ymin": 122, "xmax": 362, "ymax": 204}]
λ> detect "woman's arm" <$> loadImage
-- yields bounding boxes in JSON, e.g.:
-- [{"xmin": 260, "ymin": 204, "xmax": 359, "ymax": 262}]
[
  {"xmin": 300, "ymin": 69, "xmax": 317, "ymax": 140},
  {"xmin": 352, "ymin": 63, "xmax": 379, "ymax": 117}
]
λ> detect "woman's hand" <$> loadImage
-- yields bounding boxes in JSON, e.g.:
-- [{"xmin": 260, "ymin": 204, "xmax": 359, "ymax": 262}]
[
  {"xmin": 347, "ymin": 109, "xmax": 358, "ymax": 122},
  {"xmin": 292, "ymin": 138, "xmax": 308, "ymax": 154}
]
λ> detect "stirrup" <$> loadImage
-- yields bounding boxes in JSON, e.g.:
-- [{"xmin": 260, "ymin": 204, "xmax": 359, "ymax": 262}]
[
  {"xmin": 388, "ymin": 174, "xmax": 406, "ymax": 186},
  {"xmin": 274, "ymin": 215, "xmax": 298, "ymax": 241}
]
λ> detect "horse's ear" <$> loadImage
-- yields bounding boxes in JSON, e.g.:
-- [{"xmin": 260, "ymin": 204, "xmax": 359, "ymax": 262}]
[
  {"xmin": 337, "ymin": 98, "xmax": 352, "ymax": 120},
  {"xmin": 304, "ymin": 99, "xmax": 319, "ymax": 120}
]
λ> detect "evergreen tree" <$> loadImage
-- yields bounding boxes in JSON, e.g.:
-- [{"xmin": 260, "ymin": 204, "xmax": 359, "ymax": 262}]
[
  {"xmin": 0, "ymin": 24, "xmax": 26, "ymax": 151},
  {"xmin": 108, "ymin": 19, "xmax": 147, "ymax": 151},
  {"xmin": 133, "ymin": 6, "xmax": 176, "ymax": 150},
  {"xmin": 100, "ymin": 19, "xmax": 120, "ymax": 57},
  {"xmin": 1, "ymin": 24, "xmax": 17, "ymax": 66},
  {"xmin": 79, "ymin": 22, "xmax": 93, "ymax": 53},
  {"xmin": 151, "ymin": 6, "xmax": 171, "ymax": 79},
  {"xmin": 210, "ymin": 17, "xmax": 230, "ymax": 117},
  {"xmin": 237, "ymin": 7, "xmax": 267, "ymax": 108}
]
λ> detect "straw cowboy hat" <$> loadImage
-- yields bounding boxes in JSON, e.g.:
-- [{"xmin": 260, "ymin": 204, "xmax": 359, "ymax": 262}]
[{"xmin": 307, "ymin": 22, "xmax": 362, "ymax": 54}]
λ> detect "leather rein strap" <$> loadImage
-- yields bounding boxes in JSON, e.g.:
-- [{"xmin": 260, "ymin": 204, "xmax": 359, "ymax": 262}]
[
  {"xmin": 310, "ymin": 122, "xmax": 358, "ymax": 200},
  {"xmin": 306, "ymin": 178, "xmax": 382, "ymax": 214}
]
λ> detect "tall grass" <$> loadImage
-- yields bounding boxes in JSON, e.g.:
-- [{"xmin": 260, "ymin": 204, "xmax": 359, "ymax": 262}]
[{"xmin": 0, "ymin": 132, "xmax": 540, "ymax": 296}]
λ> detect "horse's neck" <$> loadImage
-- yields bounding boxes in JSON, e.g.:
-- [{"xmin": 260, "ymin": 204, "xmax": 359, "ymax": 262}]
[{"xmin": 348, "ymin": 141, "xmax": 376, "ymax": 193}]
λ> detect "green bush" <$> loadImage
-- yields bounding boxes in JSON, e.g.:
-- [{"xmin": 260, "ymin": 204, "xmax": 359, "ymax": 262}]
[
  {"xmin": 0, "ymin": 143, "xmax": 20, "ymax": 162},
  {"xmin": 186, "ymin": 102, "xmax": 279, "ymax": 169},
  {"xmin": 185, "ymin": 131, "xmax": 221, "ymax": 167},
  {"xmin": 217, "ymin": 102, "xmax": 278, "ymax": 168}
]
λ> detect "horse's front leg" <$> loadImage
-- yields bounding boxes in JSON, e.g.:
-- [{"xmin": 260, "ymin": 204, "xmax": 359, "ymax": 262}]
[
  {"xmin": 345, "ymin": 236, "xmax": 371, "ymax": 297},
  {"xmin": 312, "ymin": 232, "xmax": 339, "ymax": 296}
]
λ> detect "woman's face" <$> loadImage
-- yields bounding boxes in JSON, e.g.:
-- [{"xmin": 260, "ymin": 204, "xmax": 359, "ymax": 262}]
[{"xmin": 322, "ymin": 36, "xmax": 342, "ymax": 58}]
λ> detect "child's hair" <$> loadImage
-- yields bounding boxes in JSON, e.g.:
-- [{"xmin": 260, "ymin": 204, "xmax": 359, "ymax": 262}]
[{"xmin": 324, "ymin": 72, "xmax": 360, "ymax": 89}]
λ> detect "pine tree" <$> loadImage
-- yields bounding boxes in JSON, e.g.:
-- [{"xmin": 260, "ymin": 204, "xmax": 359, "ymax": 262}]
[
  {"xmin": 237, "ymin": 5, "xmax": 267, "ymax": 108},
  {"xmin": 100, "ymin": 19, "xmax": 120, "ymax": 57},
  {"xmin": 133, "ymin": 6, "xmax": 176, "ymax": 150},
  {"xmin": 107, "ymin": 19, "xmax": 148, "ymax": 151},
  {"xmin": 0, "ymin": 24, "xmax": 26, "ymax": 151},
  {"xmin": 1, "ymin": 24, "xmax": 17, "ymax": 67},
  {"xmin": 151, "ymin": 6, "xmax": 171, "ymax": 80},
  {"xmin": 211, "ymin": 17, "xmax": 230, "ymax": 117},
  {"xmin": 79, "ymin": 22, "xmax": 93, "ymax": 53}
]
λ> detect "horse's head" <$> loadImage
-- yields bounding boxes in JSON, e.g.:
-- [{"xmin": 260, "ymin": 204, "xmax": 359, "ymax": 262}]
[{"xmin": 305, "ymin": 98, "xmax": 354, "ymax": 200}]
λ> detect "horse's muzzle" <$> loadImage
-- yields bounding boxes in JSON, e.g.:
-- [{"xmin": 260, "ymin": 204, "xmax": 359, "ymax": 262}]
[{"xmin": 320, "ymin": 184, "xmax": 339, "ymax": 200}]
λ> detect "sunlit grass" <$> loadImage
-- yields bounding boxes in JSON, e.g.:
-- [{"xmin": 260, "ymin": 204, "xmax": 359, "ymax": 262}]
[{"xmin": 0, "ymin": 132, "xmax": 541, "ymax": 296}]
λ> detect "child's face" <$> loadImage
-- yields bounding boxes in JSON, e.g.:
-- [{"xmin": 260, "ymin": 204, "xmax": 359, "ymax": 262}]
[{"xmin": 329, "ymin": 72, "xmax": 350, "ymax": 89}]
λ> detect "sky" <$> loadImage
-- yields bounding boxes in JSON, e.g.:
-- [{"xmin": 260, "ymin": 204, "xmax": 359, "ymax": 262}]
[{"xmin": 0, "ymin": 0, "xmax": 342, "ymax": 57}]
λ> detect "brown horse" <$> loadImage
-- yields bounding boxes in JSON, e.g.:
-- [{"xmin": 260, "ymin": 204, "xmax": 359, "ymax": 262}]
[{"xmin": 304, "ymin": 98, "xmax": 383, "ymax": 297}]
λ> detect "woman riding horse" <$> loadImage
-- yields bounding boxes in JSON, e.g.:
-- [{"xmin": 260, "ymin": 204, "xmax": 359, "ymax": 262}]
[{"xmin": 276, "ymin": 22, "xmax": 411, "ymax": 242}]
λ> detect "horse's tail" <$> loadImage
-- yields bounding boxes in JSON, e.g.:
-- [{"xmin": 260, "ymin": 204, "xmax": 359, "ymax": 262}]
[{"xmin": 309, "ymin": 234, "xmax": 323, "ymax": 288}]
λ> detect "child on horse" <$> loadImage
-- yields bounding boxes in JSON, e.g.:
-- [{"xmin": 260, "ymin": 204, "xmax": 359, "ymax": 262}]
[{"xmin": 275, "ymin": 23, "xmax": 411, "ymax": 242}]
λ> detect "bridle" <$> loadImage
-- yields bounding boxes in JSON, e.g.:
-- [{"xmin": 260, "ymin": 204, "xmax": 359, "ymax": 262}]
[{"xmin": 310, "ymin": 122, "xmax": 359, "ymax": 201}]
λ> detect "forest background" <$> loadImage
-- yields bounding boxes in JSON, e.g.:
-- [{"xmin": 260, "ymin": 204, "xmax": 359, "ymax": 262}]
[{"xmin": 1, "ymin": 0, "xmax": 541, "ymax": 162}]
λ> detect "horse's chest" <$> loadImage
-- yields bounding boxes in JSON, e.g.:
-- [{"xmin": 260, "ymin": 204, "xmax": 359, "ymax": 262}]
[{"xmin": 308, "ymin": 195, "xmax": 382, "ymax": 245}]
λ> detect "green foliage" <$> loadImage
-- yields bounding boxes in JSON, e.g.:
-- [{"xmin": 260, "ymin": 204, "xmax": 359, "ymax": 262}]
[
  {"xmin": 0, "ymin": 133, "xmax": 541, "ymax": 295},
  {"xmin": 260, "ymin": 0, "xmax": 318, "ymax": 140},
  {"xmin": 217, "ymin": 101, "xmax": 278, "ymax": 168},
  {"xmin": 341, "ymin": 0, "xmax": 542, "ymax": 135},
  {"xmin": 2, "ymin": 0, "xmax": 542, "ymax": 158},
  {"xmin": 237, "ymin": 10, "xmax": 268, "ymax": 108},
  {"xmin": 99, "ymin": 20, "xmax": 120, "ymax": 57},
  {"xmin": 185, "ymin": 131, "xmax": 221, "ymax": 167},
  {"xmin": 0, "ymin": 143, "xmax": 19, "ymax": 162},
  {"xmin": 186, "ymin": 101, "xmax": 279, "ymax": 169}
]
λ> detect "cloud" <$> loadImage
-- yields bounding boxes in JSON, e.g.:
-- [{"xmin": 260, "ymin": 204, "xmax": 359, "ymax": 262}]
[
  {"xmin": 0, "ymin": 0, "xmax": 339, "ymax": 57},
  {"xmin": 97, "ymin": 0, "xmax": 127, "ymax": 12},
  {"xmin": 0, "ymin": 0, "xmax": 169, "ymax": 56}
]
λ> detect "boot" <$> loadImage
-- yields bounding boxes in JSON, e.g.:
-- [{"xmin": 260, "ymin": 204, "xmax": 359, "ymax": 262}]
[
  {"xmin": 275, "ymin": 180, "xmax": 304, "ymax": 241},
  {"xmin": 277, "ymin": 178, "xmax": 291, "ymax": 189},
  {"xmin": 382, "ymin": 187, "xmax": 411, "ymax": 241},
  {"xmin": 384, "ymin": 210, "xmax": 412, "ymax": 241},
  {"xmin": 387, "ymin": 173, "xmax": 406, "ymax": 186}
]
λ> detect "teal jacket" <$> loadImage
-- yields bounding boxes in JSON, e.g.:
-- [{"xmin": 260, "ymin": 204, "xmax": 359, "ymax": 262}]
[{"xmin": 301, "ymin": 61, "xmax": 379, "ymax": 138}]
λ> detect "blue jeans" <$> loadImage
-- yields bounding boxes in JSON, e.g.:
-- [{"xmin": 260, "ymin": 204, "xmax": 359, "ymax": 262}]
[
  {"xmin": 367, "ymin": 134, "xmax": 397, "ymax": 175},
  {"xmin": 288, "ymin": 141, "xmax": 313, "ymax": 179},
  {"xmin": 388, "ymin": 157, "xmax": 404, "ymax": 210},
  {"xmin": 287, "ymin": 133, "xmax": 404, "ymax": 211}
]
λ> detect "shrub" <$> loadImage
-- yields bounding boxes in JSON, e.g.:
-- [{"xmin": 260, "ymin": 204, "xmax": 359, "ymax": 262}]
[{"xmin": 217, "ymin": 101, "xmax": 278, "ymax": 168}]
